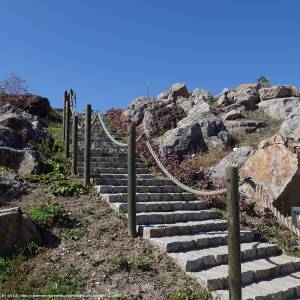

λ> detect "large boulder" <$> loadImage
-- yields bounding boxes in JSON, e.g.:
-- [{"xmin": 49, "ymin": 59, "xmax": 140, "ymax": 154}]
[
  {"xmin": 234, "ymin": 83, "xmax": 259, "ymax": 91},
  {"xmin": 122, "ymin": 96, "xmax": 153, "ymax": 125},
  {"xmin": 209, "ymin": 146, "xmax": 255, "ymax": 178},
  {"xmin": 0, "ymin": 207, "xmax": 41, "ymax": 256},
  {"xmin": 168, "ymin": 83, "xmax": 189, "ymax": 101},
  {"xmin": 259, "ymin": 85, "xmax": 300, "ymax": 100},
  {"xmin": 0, "ymin": 147, "xmax": 40, "ymax": 174},
  {"xmin": 178, "ymin": 111, "xmax": 232, "ymax": 151},
  {"xmin": 224, "ymin": 119, "xmax": 267, "ymax": 134},
  {"xmin": 143, "ymin": 105, "xmax": 186, "ymax": 136},
  {"xmin": 0, "ymin": 104, "xmax": 45, "ymax": 142},
  {"xmin": 0, "ymin": 93, "xmax": 50, "ymax": 117},
  {"xmin": 240, "ymin": 135, "xmax": 300, "ymax": 214},
  {"xmin": 159, "ymin": 123, "xmax": 206, "ymax": 157},
  {"xmin": 0, "ymin": 172, "xmax": 27, "ymax": 204},
  {"xmin": 258, "ymin": 97, "xmax": 300, "ymax": 120},
  {"xmin": 227, "ymin": 88, "xmax": 260, "ymax": 110},
  {"xmin": 280, "ymin": 106, "xmax": 300, "ymax": 143},
  {"xmin": 0, "ymin": 125, "xmax": 26, "ymax": 148}
]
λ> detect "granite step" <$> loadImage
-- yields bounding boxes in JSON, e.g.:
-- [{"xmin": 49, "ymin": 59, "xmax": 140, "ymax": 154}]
[
  {"xmin": 213, "ymin": 271, "xmax": 300, "ymax": 300},
  {"xmin": 110, "ymin": 200, "xmax": 207, "ymax": 213},
  {"xmin": 187, "ymin": 255, "xmax": 300, "ymax": 291},
  {"xmin": 96, "ymin": 185, "xmax": 183, "ymax": 193},
  {"xmin": 101, "ymin": 192, "xmax": 197, "ymax": 203},
  {"xmin": 169, "ymin": 242, "xmax": 281, "ymax": 271},
  {"xmin": 77, "ymin": 161, "xmax": 145, "ymax": 168},
  {"xmin": 139, "ymin": 219, "xmax": 228, "ymax": 238},
  {"xmin": 94, "ymin": 178, "xmax": 175, "ymax": 186},
  {"xmin": 150, "ymin": 230, "xmax": 255, "ymax": 253},
  {"xmin": 134, "ymin": 210, "xmax": 219, "ymax": 225},
  {"xmin": 77, "ymin": 167, "xmax": 150, "ymax": 174}
]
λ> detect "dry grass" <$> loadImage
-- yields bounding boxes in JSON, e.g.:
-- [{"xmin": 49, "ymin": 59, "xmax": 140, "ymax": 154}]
[
  {"xmin": 182, "ymin": 148, "xmax": 231, "ymax": 169},
  {"xmin": 232, "ymin": 110, "xmax": 281, "ymax": 148}
]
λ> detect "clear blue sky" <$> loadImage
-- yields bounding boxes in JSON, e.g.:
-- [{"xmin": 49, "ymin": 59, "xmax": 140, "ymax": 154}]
[{"xmin": 1, "ymin": 0, "xmax": 300, "ymax": 111}]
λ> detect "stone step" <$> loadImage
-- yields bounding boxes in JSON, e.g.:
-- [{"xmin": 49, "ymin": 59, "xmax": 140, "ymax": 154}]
[
  {"xmin": 134, "ymin": 210, "xmax": 219, "ymax": 225},
  {"xmin": 77, "ymin": 156, "xmax": 143, "ymax": 163},
  {"xmin": 101, "ymin": 192, "xmax": 197, "ymax": 203},
  {"xmin": 170, "ymin": 242, "xmax": 281, "ymax": 272},
  {"xmin": 77, "ymin": 161, "xmax": 145, "ymax": 168},
  {"xmin": 139, "ymin": 219, "xmax": 228, "ymax": 238},
  {"xmin": 187, "ymin": 255, "xmax": 300, "ymax": 291},
  {"xmin": 213, "ymin": 271, "xmax": 300, "ymax": 300},
  {"xmin": 77, "ymin": 167, "xmax": 150, "ymax": 174},
  {"xmin": 96, "ymin": 185, "xmax": 183, "ymax": 193},
  {"xmin": 150, "ymin": 230, "xmax": 254, "ymax": 253},
  {"xmin": 93, "ymin": 178, "xmax": 174, "ymax": 186},
  {"xmin": 91, "ymin": 173, "xmax": 152, "ymax": 180},
  {"xmin": 78, "ymin": 149, "xmax": 128, "ymax": 156},
  {"xmin": 110, "ymin": 200, "xmax": 207, "ymax": 213}
]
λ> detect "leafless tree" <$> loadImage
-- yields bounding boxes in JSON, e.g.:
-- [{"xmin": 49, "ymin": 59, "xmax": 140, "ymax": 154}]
[{"xmin": 0, "ymin": 73, "xmax": 28, "ymax": 95}]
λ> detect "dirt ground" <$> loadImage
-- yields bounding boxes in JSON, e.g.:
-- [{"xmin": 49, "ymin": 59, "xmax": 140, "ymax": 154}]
[{"xmin": 2, "ymin": 183, "xmax": 209, "ymax": 299}]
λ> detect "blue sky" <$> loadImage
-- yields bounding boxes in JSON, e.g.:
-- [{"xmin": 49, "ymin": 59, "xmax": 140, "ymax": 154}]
[{"xmin": 1, "ymin": 0, "xmax": 300, "ymax": 111}]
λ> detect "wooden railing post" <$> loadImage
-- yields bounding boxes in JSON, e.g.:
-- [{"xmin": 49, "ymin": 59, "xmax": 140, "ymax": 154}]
[
  {"xmin": 64, "ymin": 96, "xmax": 70, "ymax": 158},
  {"xmin": 72, "ymin": 114, "xmax": 78, "ymax": 175},
  {"xmin": 63, "ymin": 91, "xmax": 68, "ymax": 141},
  {"xmin": 226, "ymin": 166, "xmax": 241, "ymax": 300},
  {"xmin": 127, "ymin": 124, "xmax": 137, "ymax": 237},
  {"xmin": 84, "ymin": 104, "xmax": 91, "ymax": 186}
]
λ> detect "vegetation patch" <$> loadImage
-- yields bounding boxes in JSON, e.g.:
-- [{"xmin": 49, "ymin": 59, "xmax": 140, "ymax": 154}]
[
  {"xmin": 28, "ymin": 202, "xmax": 71, "ymax": 227},
  {"xmin": 112, "ymin": 255, "xmax": 151, "ymax": 272},
  {"xmin": 168, "ymin": 287, "xmax": 212, "ymax": 300}
]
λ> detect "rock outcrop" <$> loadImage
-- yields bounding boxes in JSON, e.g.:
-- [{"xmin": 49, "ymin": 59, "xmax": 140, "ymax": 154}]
[
  {"xmin": 240, "ymin": 135, "xmax": 300, "ymax": 214},
  {"xmin": 258, "ymin": 97, "xmax": 300, "ymax": 120},
  {"xmin": 209, "ymin": 146, "xmax": 255, "ymax": 178},
  {"xmin": 0, "ymin": 207, "xmax": 41, "ymax": 256},
  {"xmin": 259, "ymin": 85, "xmax": 300, "ymax": 100},
  {"xmin": 280, "ymin": 106, "xmax": 300, "ymax": 143},
  {"xmin": 0, "ymin": 172, "xmax": 27, "ymax": 204},
  {"xmin": 143, "ymin": 105, "xmax": 185, "ymax": 136},
  {"xmin": 122, "ymin": 96, "xmax": 153, "ymax": 125},
  {"xmin": 159, "ymin": 123, "xmax": 206, "ymax": 157},
  {"xmin": 0, "ymin": 93, "xmax": 50, "ymax": 117}
]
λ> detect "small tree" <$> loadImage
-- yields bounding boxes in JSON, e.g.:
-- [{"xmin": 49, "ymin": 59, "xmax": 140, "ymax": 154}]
[
  {"xmin": 257, "ymin": 76, "xmax": 271, "ymax": 88},
  {"xmin": 0, "ymin": 73, "xmax": 28, "ymax": 95}
]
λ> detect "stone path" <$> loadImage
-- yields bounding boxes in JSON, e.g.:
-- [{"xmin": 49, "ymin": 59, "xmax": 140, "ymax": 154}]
[{"xmin": 76, "ymin": 116, "xmax": 300, "ymax": 300}]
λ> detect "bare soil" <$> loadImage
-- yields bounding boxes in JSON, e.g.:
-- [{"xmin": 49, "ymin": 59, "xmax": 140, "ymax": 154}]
[{"xmin": 2, "ymin": 184, "xmax": 208, "ymax": 299}]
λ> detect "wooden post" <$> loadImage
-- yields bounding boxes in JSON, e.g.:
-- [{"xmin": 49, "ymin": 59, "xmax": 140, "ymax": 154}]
[
  {"xmin": 84, "ymin": 104, "xmax": 91, "ymax": 186},
  {"xmin": 127, "ymin": 124, "xmax": 137, "ymax": 237},
  {"xmin": 72, "ymin": 114, "xmax": 78, "ymax": 175},
  {"xmin": 63, "ymin": 91, "xmax": 68, "ymax": 141},
  {"xmin": 64, "ymin": 97, "xmax": 70, "ymax": 158},
  {"xmin": 226, "ymin": 166, "xmax": 241, "ymax": 300}
]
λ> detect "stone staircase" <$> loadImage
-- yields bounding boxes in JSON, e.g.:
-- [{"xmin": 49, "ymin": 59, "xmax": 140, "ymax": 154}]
[{"xmin": 75, "ymin": 116, "xmax": 300, "ymax": 300}]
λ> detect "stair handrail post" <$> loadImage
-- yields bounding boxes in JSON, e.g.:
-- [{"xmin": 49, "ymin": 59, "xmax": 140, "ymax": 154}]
[
  {"xmin": 64, "ymin": 94, "xmax": 70, "ymax": 158},
  {"xmin": 63, "ymin": 90, "xmax": 68, "ymax": 141},
  {"xmin": 127, "ymin": 123, "xmax": 137, "ymax": 237},
  {"xmin": 72, "ymin": 113, "xmax": 78, "ymax": 175},
  {"xmin": 226, "ymin": 166, "xmax": 242, "ymax": 300},
  {"xmin": 84, "ymin": 104, "xmax": 92, "ymax": 186}
]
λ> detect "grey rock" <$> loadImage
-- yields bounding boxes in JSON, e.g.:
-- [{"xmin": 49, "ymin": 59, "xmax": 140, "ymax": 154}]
[
  {"xmin": 0, "ymin": 207, "xmax": 41, "ymax": 256},
  {"xmin": 143, "ymin": 105, "xmax": 186, "ymax": 136},
  {"xmin": 280, "ymin": 105, "xmax": 300, "ymax": 142},
  {"xmin": 228, "ymin": 88, "xmax": 260, "ymax": 110},
  {"xmin": 0, "ymin": 125, "xmax": 26, "ymax": 148},
  {"xmin": 0, "ymin": 172, "xmax": 27, "ymax": 204},
  {"xmin": 168, "ymin": 83, "xmax": 189, "ymax": 101},
  {"xmin": 157, "ymin": 91, "xmax": 170, "ymax": 100},
  {"xmin": 0, "ymin": 147, "xmax": 40, "ymax": 174},
  {"xmin": 159, "ymin": 123, "xmax": 206, "ymax": 157},
  {"xmin": 122, "ymin": 96, "xmax": 153, "ymax": 125},
  {"xmin": 223, "ymin": 110, "xmax": 243, "ymax": 121},
  {"xmin": 224, "ymin": 119, "xmax": 267, "ymax": 134},
  {"xmin": 234, "ymin": 82, "xmax": 259, "ymax": 91},
  {"xmin": 209, "ymin": 146, "xmax": 255, "ymax": 178},
  {"xmin": 258, "ymin": 97, "xmax": 300, "ymax": 120},
  {"xmin": 217, "ymin": 93, "xmax": 230, "ymax": 107},
  {"xmin": 259, "ymin": 85, "xmax": 300, "ymax": 100}
]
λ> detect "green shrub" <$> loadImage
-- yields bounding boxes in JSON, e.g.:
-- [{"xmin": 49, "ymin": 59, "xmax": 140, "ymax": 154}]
[
  {"xmin": 112, "ymin": 255, "xmax": 151, "ymax": 272},
  {"xmin": 169, "ymin": 287, "xmax": 212, "ymax": 300},
  {"xmin": 28, "ymin": 202, "xmax": 71, "ymax": 227}
]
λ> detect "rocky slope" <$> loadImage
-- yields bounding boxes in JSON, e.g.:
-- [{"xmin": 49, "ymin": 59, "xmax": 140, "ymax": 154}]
[{"xmin": 122, "ymin": 81, "xmax": 300, "ymax": 215}]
